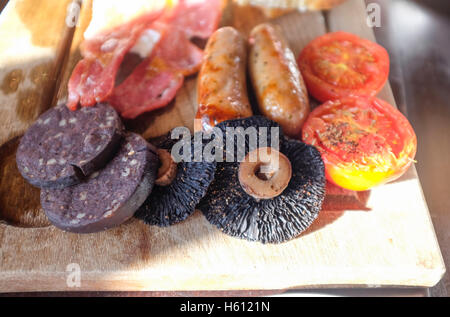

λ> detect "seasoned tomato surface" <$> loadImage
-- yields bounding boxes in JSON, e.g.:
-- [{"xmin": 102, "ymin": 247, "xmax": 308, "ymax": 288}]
[{"xmin": 302, "ymin": 97, "xmax": 417, "ymax": 191}]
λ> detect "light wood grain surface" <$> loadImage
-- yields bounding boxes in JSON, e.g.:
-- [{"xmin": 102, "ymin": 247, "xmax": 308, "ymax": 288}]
[
  {"xmin": 0, "ymin": 0, "xmax": 445, "ymax": 292},
  {"xmin": 0, "ymin": 0, "xmax": 75, "ymax": 144},
  {"xmin": 0, "ymin": 0, "xmax": 75, "ymax": 228}
]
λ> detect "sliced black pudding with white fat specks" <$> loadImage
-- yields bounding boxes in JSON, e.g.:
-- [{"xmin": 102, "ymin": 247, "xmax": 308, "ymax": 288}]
[
  {"xmin": 40, "ymin": 133, "xmax": 159, "ymax": 233},
  {"xmin": 16, "ymin": 103, "xmax": 124, "ymax": 189}
]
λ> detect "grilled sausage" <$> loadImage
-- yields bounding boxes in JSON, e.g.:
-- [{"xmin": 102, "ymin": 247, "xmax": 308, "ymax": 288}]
[
  {"xmin": 249, "ymin": 23, "xmax": 310, "ymax": 138},
  {"xmin": 195, "ymin": 27, "xmax": 252, "ymax": 132}
]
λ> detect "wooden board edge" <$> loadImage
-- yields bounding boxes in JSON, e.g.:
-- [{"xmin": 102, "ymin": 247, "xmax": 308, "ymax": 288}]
[
  {"xmin": 325, "ymin": 0, "xmax": 446, "ymax": 277},
  {"xmin": 0, "ymin": 265, "xmax": 445, "ymax": 292}
]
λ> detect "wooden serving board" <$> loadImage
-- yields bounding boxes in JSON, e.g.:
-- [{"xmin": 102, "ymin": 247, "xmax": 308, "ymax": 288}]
[{"xmin": 0, "ymin": 0, "xmax": 445, "ymax": 292}]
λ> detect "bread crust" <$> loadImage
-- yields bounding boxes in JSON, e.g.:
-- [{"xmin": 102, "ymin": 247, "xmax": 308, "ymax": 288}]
[{"xmin": 233, "ymin": 0, "xmax": 347, "ymax": 11}]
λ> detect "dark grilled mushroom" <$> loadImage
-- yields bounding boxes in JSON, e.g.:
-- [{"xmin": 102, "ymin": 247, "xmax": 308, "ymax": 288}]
[
  {"xmin": 239, "ymin": 147, "xmax": 292, "ymax": 200},
  {"xmin": 198, "ymin": 116, "xmax": 326, "ymax": 244},
  {"xmin": 154, "ymin": 149, "xmax": 178, "ymax": 186},
  {"xmin": 135, "ymin": 131, "xmax": 217, "ymax": 227}
]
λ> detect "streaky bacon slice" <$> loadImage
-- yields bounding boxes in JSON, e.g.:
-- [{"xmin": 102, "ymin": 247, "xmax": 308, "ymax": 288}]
[
  {"xmin": 109, "ymin": 66, "xmax": 184, "ymax": 119},
  {"xmin": 169, "ymin": 0, "xmax": 223, "ymax": 39},
  {"xmin": 152, "ymin": 23, "xmax": 205, "ymax": 76},
  {"xmin": 107, "ymin": 0, "xmax": 222, "ymax": 118},
  {"xmin": 69, "ymin": 0, "xmax": 223, "ymax": 117},
  {"xmin": 67, "ymin": 10, "xmax": 163, "ymax": 110},
  {"xmin": 108, "ymin": 25, "xmax": 204, "ymax": 119}
]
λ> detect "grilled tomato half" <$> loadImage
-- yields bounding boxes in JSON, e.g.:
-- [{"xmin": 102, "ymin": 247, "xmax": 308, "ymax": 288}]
[
  {"xmin": 302, "ymin": 97, "xmax": 417, "ymax": 191},
  {"xmin": 298, "ymin": 31, "xmax": 390, "ymax": 102}
]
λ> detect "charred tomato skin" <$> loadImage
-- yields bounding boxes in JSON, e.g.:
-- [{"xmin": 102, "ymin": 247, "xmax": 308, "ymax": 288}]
[
  {"xmin": 302, "ymin": 97, "xmax": 417, "ymax": 191},
  {"xmin": 298, "ymin": 31, "xmax": 390, "ymax": 102}
]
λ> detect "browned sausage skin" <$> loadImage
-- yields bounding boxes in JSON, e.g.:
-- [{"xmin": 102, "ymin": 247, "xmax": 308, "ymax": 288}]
[
  {"xmin": 195, "ymin": 27, "xmax": 253, "ymax": 132},
  {"xmin": 248, "ymin": 23, "xmax": 310, "ymax": 138}
]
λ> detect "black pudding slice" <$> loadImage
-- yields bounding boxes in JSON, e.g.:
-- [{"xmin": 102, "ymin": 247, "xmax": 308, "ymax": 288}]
[
  {"xmin": 16, "ymin": 103, "xmax": 124, "ymax": 189},
  {"xmin": 41, "ymin": 133, "xmax": 159, "ymax": 233}
]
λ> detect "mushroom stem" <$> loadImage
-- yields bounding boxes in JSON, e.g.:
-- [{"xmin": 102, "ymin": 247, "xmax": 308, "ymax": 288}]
[
  {"xmin": 238, "ymin": 147, "xmax": 292, "ymax": 200},
  {"xmin": 155, "ymin": 149, "xmax": 178, "ymax": 186},
  {"xmin": 256, "ymin": 163, "xmax": 276, "ymax": 180}
]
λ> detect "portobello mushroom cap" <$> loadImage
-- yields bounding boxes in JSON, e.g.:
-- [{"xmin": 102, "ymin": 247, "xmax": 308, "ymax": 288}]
[
  {"xmin": 135, "ymin": 131, "xmax": 217, "ymax": 227},
  {"xmin": 198, "ymin": 116, "xmax": 326, "ymax": 244}
]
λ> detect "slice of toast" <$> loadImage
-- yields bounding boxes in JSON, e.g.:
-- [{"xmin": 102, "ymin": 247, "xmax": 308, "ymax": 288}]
[{"xmin": 234, "ymin": 0, "xmax": 348, "ymax": 12}]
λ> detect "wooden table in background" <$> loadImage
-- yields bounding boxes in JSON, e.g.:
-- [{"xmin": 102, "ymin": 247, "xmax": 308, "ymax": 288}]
[{"xmin": 371, "ymin": 0, "xmax": 450, "ymax": 297}]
